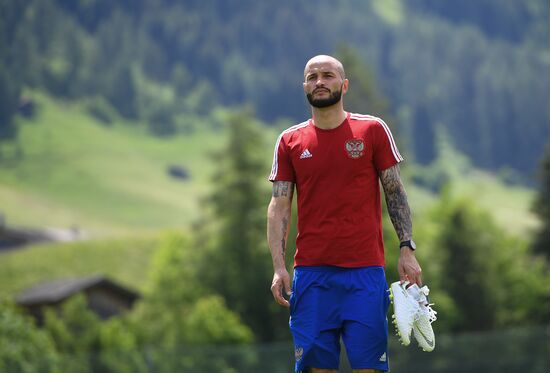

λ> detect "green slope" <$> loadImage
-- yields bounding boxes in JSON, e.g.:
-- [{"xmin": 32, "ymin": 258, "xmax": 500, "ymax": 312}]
[
  {"xmin": 0, "ymin": 92, "xmax": 225, "ymax": 236},
  {"xmin": 0, "ymin": 236, "xmax": 158, "ymax": 300},
  {"xmin": 405, "ymin": 170, "xmax": 538, "ymax": 237},
  {"xmin": 450, "ymin": 171, "xmax": 539, "ymax": 236}
]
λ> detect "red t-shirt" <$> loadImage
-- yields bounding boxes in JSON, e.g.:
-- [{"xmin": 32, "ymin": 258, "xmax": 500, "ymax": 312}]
[{"xmin": 269, "ymin": 112, "xmax": 403, "ymax": 268}]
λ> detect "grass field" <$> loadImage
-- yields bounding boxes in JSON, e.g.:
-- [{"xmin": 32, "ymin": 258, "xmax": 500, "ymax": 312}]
[
  {"xmin": 0, "ymin": 235, "xmax": 159, "ymax": 300},
  {"xmin": 0, "ymin": 92, "xmax": 227, "ymax": 236},
  {"xmin": 450, "ymin": 170, "xmax": 539, "ymax": 236}
]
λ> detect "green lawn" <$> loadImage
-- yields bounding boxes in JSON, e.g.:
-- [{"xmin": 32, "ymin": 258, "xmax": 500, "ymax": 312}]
[
  {"xmin": 450, "ymin": 170, "xmax": 539, "ymax": 236},
  {"xmin": 0, "ymin": 235, "xmax": 159, "ymax": 300},
  {"xmin": 0, "ymin": 92, "xmax": 226, "ymax": 236},
  {"xmin": 406, "ymin": 171, "xmax": 538, "ymax": 237}
]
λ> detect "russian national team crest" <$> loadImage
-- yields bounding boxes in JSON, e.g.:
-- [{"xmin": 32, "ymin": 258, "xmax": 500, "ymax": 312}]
[
  {"xmin": 295, "ymin": 346, "xmax": 304, "ymax": 362},
  {"xmin": 345, "ymin": 138, "xmax": 365, "ymax": 159}
]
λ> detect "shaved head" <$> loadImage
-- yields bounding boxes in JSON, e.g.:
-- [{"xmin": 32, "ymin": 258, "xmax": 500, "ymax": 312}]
[{"xmin": 304, "ymin": 55, "xmax": 345, "ymax": 79}]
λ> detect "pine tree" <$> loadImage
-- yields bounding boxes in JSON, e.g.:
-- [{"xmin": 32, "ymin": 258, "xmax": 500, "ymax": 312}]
[
  {"xmin": 436, "ymin": 195, "xmax": 500, "ymax": 332},
  {"xmin": 335, "ymin": 43, "xmax": 390, "ymax": 118},
  {"xmin": 532, "ymin": 146, "xmax": 550, "ymax": 260},
  {"xmin": 0, "ymin": 66, "xmax": 20, "ymax": 140},
  {"xmin": 433, "ymin": 191, "xmax": 550, "ymax": 332},
  {"xmin": 197, "ymin": 108, "xmax": 285, "ymax": 341}
]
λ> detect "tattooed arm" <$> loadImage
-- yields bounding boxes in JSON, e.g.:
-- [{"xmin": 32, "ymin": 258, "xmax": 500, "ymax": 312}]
[
  {"xmin": 267, "ymin": 181, "xmax": 294, "ymax": 307},
  {"xmin": 380, "ymin": 164, "xmax": 412, "ymax": 242},
  {"xmin": 380, "ymin": 164, "xmax": 423, "ymax": 285}
]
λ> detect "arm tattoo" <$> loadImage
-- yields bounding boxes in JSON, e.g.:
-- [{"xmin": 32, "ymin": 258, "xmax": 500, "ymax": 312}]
[
  {"xmin": 272, "ymin": 181, "xmax": 294, "ymax": 198},
  {"xmin": 380, "ymin": 165, "xmax": 412, "ymax": 242},
  {"xmin": 269, "ymin": 181, "xmax": 294, "ymax": 265},
  {"xmin": 281, "ymin": 216, "xmax": 288, "ymax": 259}
]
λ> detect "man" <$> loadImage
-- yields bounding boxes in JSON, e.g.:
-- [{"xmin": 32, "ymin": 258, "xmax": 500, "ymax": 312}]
[{"xmin": 267, "ymin": 55, "xmax": 422, "ymax": 373}]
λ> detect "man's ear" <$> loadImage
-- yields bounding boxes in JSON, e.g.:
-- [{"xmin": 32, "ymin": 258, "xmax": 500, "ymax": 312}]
[{"xmin": 342, "ymin": 79, "xmax": 349, "ymax": 95}]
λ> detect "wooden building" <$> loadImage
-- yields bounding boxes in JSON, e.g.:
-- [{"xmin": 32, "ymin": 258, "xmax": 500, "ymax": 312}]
[{"xmin": 16, "ymin": 275, "xmax": 140, "ymax": 325}]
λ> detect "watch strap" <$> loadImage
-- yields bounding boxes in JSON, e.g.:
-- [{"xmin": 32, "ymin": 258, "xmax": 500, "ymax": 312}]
[{"xmin": 400, "ymin": 240, "xmax": 416, "ymax": 250}]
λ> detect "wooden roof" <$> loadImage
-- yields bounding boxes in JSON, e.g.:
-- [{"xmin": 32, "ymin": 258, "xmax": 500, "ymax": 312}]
[{"xmin": 16, "ymin": 274, "xmax": 139, "ymax": 306}]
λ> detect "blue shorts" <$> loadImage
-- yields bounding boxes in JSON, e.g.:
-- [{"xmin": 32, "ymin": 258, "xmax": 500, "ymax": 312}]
[{"xmin": 289, "ymin": 266, "xmax": 390, "ymax": 372}]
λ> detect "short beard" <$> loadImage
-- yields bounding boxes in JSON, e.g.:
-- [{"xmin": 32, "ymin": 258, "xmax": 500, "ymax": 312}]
[{"xmin": 306, "ymin": 87, "xmax": 343, "ymax": 108}]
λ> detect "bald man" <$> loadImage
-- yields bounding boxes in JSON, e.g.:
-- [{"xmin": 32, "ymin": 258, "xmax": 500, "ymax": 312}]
[{"xmin": 268, "ymin": 55, "xmax": 422, "ymax": 372}]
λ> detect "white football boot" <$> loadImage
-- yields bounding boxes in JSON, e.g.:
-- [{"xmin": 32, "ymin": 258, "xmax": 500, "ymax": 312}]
[
  {"xmin": 389, "ymin": 281, "xmax": 417, "ymax": 346},
  {"xmin": 410, "ymin": 284, "xmax": 437, "ymax": 352},
  {"xmin": 390, "ymin": 281, "xmax": 437, "ymax": 351}
]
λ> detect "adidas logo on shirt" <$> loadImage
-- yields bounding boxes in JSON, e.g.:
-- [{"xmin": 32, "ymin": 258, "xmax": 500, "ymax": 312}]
[
  {"xmin": 379, "ymin": 352, "xmax": 387, "ymax": 362},
  {"xmin": 300, "ymin": 149, "xmax": 313, "ymax": 159}
]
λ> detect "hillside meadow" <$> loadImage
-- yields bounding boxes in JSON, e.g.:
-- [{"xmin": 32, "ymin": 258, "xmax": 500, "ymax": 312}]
[
  {"xmin": 0, "ymin": 235, "xmax": 158, "ymax": 300},
  {"xmin": 0, "ymin": 92, "xmax": 231, "ymax": 236}
]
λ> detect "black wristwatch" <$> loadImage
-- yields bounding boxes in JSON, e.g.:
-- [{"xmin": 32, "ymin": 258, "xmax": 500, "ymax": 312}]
[{"xmin": 400, "ymin": 239, "xmax": 417, "ymax": 250}]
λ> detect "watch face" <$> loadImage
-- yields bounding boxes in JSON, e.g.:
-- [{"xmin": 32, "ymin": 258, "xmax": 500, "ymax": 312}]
[{"xmin": 401, "ymin": 240, "xmax": 416, "ymax": 250}]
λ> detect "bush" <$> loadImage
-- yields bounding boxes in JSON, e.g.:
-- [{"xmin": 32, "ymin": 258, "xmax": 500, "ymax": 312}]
[
  {"xmin": 97, "ymin": 317, "xmax": 148, "ymax": 373},
  {"xmin": 432, "ymin": 192, "xmax": 550, "ymax": 332},
  {"xmin": 132, "ymin": 232, "xmax": 256, "ymax": 371},
  {"xmin": 43, "ymin": 294, "xmax": 101, "ymax": 372},
  {"xmin": 0, "ymin": 302, "xmax": 60, "ymax": 372}
]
